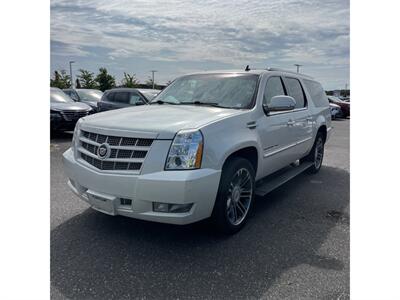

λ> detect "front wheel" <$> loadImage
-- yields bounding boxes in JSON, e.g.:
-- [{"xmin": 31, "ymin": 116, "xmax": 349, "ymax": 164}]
[
  {"xmin": 211, "ymin": 157, "xmax": 255, "ymax": 234},
  {"xmin": 303, "ymin": 132, "xmax": 325, "ymax": 174}
]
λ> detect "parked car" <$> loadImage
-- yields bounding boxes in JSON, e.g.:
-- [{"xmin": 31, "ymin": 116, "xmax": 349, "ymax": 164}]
[
  {"xmin": 327, "ymin": 96, "xmax": 350, "ymax": 118},
  {"xmin": 63, "ymin": 69, "xmax": 332, "ymax": 234},
  {"xmin": 97, "ymin": 88, "xmax": 160, "ymax": 112},
  {"xmin": 63, "ymin": 88, "xmax": 103, "ymax": 111},
  {"xmin": 329, "ymin": 102, "xmax": 342, "ymax": 119},
  {"xmin": 50, "ymin": 87, "xmax": 93, "ymax": 133}
]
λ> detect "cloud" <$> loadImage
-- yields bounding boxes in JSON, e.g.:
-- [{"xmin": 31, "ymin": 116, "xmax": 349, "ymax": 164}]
[
  {"xmin": 50, "ymin": 0, "xmax": 349, "ymax": 89},
  {"xmin": 51, "ymin": 40, "xmax": 90, "ymax": 57}
]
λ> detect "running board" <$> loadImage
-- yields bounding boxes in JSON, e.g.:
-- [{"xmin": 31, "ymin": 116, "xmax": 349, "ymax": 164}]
[{"xmin": 255, "ymin": 162, "xmax": 313, "ymax": 196}]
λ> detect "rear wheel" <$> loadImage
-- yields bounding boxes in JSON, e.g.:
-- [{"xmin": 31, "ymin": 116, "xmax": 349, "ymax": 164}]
[
  {"xmin": 212, "ymin": 157, "xmax": 255, "ymax": 234},
  {"xmin": 304, "ymin": 132, "xmax": 325, "ymax": 174}
]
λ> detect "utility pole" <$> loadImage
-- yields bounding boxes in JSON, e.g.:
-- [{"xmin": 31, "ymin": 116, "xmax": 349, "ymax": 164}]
[
  {"xmin": 294, "ymin": 64, "xmax": 302, "ymax": 73},
  {"xmin": 69, "ymin": 61, "xmax": 75, "ymax": 88},
  {"xmin": 150, "ymin": 70, "xmax": 157, "ymax": 89}
]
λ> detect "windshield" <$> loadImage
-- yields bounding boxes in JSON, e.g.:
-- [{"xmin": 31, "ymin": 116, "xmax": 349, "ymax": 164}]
[
  {"xmin": 151, "ymin": 73, "xmax": 259, "ymax": 108},
  {"xmin": 76, "ymin": 89, "xmax": 103, "ymax": 102},
  {"xmin": 140, "ymin": 91, "xmax": 159, "ymax": 100},
  {"xmin": 50, "ymin": 88, "xmax": 73, "ymax": 103}
]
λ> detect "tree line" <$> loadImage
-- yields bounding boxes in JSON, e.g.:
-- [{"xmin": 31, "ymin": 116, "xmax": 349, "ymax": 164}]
[
  {"xmin": 50, "ymin": 67, "xmax": 169, "ymax": 91},
  {"xmin": 326, "ymin": 90, "xmax": 350, "ymax": 97}
]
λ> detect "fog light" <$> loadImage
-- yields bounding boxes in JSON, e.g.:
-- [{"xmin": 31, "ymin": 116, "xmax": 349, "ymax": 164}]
[
  {"xmin": 120, "ymin": 198, "xmax": 132, "ymax": 206},
  {"xmin": 153, "ymin": 202, "xmax": 193, "ymax": 213}
]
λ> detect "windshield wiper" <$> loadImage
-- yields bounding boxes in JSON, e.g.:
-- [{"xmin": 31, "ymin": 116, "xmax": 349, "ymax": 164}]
[
  {"xmin": 150, "ymin": 100, "xmax": 179, "ymax": 105},
  {"xmin": 180, "ymin": 101, "xmax": 230, "ymax": 108}
]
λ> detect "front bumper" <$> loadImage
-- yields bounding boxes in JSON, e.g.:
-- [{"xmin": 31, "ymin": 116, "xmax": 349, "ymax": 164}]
[{"xmin": 63, "ymin": 148, "xmax": 221, "ymax": 225}]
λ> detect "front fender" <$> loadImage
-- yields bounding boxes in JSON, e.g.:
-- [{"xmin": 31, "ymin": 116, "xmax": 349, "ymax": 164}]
[{"xmin": 200, "ymin": 113, "xmax": 263, "ymax": 176}]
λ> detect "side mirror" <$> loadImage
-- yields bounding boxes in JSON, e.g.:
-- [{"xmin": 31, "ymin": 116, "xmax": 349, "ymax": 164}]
[{"xmin": 263, "ymin": 95, "xmax": 296, "ymax": 114}]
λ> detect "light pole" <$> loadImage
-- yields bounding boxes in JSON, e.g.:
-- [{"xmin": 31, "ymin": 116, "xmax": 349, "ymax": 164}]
[
  {"xmin": 69, "ymin": 61, "xmax": 75, "ymax": 88},
  {"xmin": 294, "ymin": 64, "xmax": 302, "ymax": 73},
  {"xmin": 150, "ymin": 70, "xmax": 157, "ymax": 89}
]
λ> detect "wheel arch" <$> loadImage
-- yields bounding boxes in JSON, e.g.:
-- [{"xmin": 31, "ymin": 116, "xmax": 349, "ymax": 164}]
[
  {"xmin": 221, "ymin": 145, "xmax": 259, "ymax": 176},
  {"xmin": 314, "ymin": 114, "xmax": 328, "ymax": 143},
  {"xmin": 317, "ymin": 124, "xmax": 327, "ymax": 143}
]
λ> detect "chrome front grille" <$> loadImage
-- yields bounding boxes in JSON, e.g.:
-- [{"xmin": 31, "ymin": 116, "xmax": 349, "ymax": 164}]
[
  {"xmin": 78, "ymin": 130, "xmax": 153, "ymax": 172},
  {"xmin": 61, "ymin": 110, "xmax": 90, "ymax": 121}
]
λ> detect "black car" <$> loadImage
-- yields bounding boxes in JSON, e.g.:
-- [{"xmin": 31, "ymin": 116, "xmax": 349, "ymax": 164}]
[
  {"xmin": 63, "ymin": 88, "xmax": 103, "ymax": 111},
  {"xmin": 50, "ymin": 87, "xmax": 93, "ymax": 133},
  {"xmin": 97, "ymin": 88, "xmax": 160, "ymax": 112}
]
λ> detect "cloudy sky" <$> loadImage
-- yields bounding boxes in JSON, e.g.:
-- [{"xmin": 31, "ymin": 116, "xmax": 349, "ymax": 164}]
[{"xmin": 51, "ymin": 0, "xmax": 349, "ymax": 90}]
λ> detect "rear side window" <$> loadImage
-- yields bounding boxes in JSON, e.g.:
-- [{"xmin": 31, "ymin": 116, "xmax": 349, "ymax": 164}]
[
  {"xmin": 303, "ymin": 79, "xmax": 329, "ymax": 107},
  {"xmin": 283, "ymin": 77, "xmax": 306, "ymax": 108},
  {"xmin": 263, "ymin": 76, "xmax": 286, "ymax": 106},
  {"xmin": 113, "ymin": 92, "xmax": 129, "ymax": 104},
  {"xmin": 105, "ymin": 92, "xmax": 115, "ymax": 102},
  {"xmin": 129, "ymin": 92, "xmax": 143, "ymax": 105}
]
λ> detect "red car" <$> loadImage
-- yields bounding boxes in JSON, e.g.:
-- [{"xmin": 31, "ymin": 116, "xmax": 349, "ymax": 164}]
[{"xmin": 328, "ymin": 96, "xmax": 350, "ymax": 118}]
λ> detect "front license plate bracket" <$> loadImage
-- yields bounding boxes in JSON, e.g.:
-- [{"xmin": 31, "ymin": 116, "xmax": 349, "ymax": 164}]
[{"xmin": 86, "ymin": 190, "xmax": 116, "ymax": 215}]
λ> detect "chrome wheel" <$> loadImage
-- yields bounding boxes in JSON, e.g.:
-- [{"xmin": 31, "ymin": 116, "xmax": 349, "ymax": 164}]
[
  {"xmin": 314, "ymin": 137, "xmax": 324, "ymax": 169},
  {"xmin": 226, "ymin": 168, "xmax": 253, "ymax": 226}
]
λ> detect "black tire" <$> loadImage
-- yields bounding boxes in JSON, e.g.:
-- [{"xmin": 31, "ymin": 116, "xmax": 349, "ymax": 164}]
[
  {"xmin": 211, "ymin": 157, "xmax": 255, "ymax": 234},
  {"xmin": 303, "ymin": 132, "xmax": 325, "ymax": 174}
]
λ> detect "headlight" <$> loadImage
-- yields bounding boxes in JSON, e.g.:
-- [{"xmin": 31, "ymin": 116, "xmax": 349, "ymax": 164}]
[
  {"xmin": 71, "ymin": 119, "xmax": 82, "ymax": 154},
  {"xmin": 165, "ymin": 129, "xmax": 203, "ymax": 170}
]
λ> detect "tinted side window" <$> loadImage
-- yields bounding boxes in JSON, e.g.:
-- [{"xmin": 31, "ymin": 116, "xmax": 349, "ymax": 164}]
[
  {"xmin": 303, "ymin": 79, "xmax": 329, "ymax": 107},
  {"xmin": 263, "ymin": 76, "xmax": 285, "ymax": 106},
  {"xmin": 113, "ymin": 92, "xmax": 129, "ymax": 104},
  {"xmin": 284, "ymin": 77, "xmax": 306, "ymax": 108},
  {"xmin": 105, "ymin": 92, "xmax": 115, "ymax": 102}
]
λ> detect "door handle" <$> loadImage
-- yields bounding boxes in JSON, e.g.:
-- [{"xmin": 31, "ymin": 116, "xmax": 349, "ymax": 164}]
[
  {"xmin": 246, "ymin": 121, "xmax": 257, "ymax": 129},
  {"xmin": 306, "ymin": 116, "xmax": 313, "ymax": 121},
  {"xmin": 287, "ymin": 120, "xmax": 295, "ymax": 126}
]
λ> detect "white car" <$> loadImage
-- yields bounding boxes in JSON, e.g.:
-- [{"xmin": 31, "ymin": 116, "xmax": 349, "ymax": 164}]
[
  {"xmin": 63, "ymin": 68, "xmax": 332, "ymax": 233},
  {"xmin": 329, "ymin": 102, "xmax": 342, "ymax": 119}
]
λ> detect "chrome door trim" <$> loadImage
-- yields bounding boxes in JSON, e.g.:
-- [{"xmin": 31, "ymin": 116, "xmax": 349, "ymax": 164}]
[{"xmin": 263, "ymin": 136, "xmax": 313, "ymax": 158}]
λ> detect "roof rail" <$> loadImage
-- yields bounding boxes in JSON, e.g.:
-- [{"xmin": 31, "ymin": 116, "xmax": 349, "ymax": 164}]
[{"xmin": 266, "ymin": 67, "xmax": 313, "ymax": 79}]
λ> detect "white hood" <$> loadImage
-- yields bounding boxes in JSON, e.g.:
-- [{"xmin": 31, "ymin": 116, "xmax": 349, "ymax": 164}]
[{"xmin": 80, "ymin": 104, "xmax": 246, "ymax": 139}]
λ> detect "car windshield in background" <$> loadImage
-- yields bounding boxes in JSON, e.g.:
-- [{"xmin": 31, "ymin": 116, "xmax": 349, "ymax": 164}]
[
  {"xmin": 76, "ymin": 89, "xmax": 103, "ymax": 102},
  {"xmin": 50, "ymin": 89, "xmax": 73, "ymax": 103},
  {"xmin": 140, "ymin": 91, "xmax": 158, "ymax": 101},
  {"xmin": 151, "ymin": 73, "xmax": 259, "ymax": 108}
]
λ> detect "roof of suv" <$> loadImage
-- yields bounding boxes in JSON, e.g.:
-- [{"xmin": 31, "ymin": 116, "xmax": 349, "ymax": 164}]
[
  {"xmin": 183, "ymin": 69, "xmax": 314, "ymax": 80},
  {"xmin": 105, "ymin": 88, "xmax": 160, "ymax": 93}
]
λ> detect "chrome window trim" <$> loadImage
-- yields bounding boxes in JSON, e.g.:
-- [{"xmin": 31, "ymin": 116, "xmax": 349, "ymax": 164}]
[{"xmin": 267, "ymin": 107, "xmax": 308, "ymax": 116}]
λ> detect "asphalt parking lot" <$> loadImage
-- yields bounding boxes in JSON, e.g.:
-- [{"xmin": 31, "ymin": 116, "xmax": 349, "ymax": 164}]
[{"xmin": 51, "ymin": 119, "xmax": 350, "ymax": 300}]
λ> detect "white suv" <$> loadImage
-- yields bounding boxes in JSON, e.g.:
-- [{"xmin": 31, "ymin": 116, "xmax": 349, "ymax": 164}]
[{"xmin": 63, "ymin": 68, "xmax": 332, "ymax": 233}]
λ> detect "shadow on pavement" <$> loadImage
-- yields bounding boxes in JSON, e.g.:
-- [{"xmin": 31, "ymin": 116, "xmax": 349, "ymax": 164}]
[
  {"xmin": 51, "ymin": 131, "xmax": 73, "ymax": 143},
  {"xmin": 51, "ymin": 166, "xmax": 349, "ymax": 299}
]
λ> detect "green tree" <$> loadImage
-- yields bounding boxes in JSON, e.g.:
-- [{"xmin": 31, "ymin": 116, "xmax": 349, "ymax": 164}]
[
  {"xmin": 121, "ymin": 72, "xmax": 140, "ymax": 88},
  {"xmin": 50, "ymin": 70, "xmax": 71, "ymax": 89},
  {"xmin": 95, "ymin": 67, "xmax": 116, "ymax": 91},
  {"xmin": 77, "ymin": 69, "xmax": 97, "ymax": 89}
]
